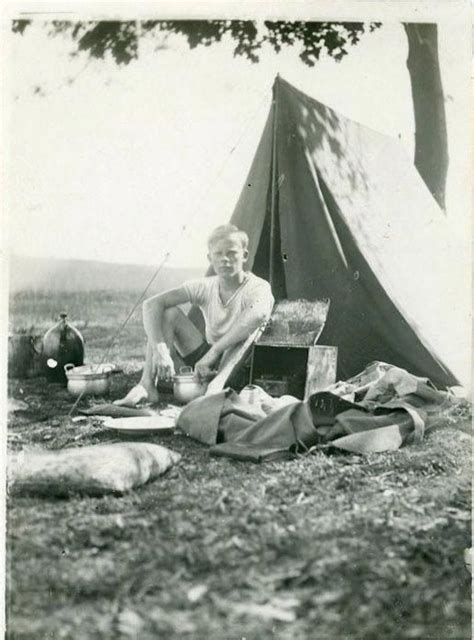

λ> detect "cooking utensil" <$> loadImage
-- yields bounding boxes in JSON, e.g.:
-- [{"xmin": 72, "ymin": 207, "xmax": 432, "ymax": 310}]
[
  {"xmin": 64, "ymin": 363, "xmax": 113, "ymax": 397},
  {"xmin": 173, "ymin": 366, "xmax": 208, "ymax": 404}
]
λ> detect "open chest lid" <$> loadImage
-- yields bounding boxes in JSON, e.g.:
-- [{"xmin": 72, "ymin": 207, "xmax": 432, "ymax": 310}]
[{"xmin": 256, "ymin": 298, "xmax": 330, "ymax": 348}]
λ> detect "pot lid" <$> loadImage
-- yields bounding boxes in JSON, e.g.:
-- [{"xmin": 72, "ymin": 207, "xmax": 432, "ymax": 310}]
[{"xmin": 65, "ymin": 364, "xmax": 112, "ymax": 377}]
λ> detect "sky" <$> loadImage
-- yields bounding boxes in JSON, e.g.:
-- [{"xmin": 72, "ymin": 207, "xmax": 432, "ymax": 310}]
[{"xmin": 5, "ymin": 13, "xmax": 471, "ymax": 269}]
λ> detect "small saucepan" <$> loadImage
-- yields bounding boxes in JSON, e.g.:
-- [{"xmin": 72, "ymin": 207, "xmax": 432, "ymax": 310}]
[
  {"xmin": 64, "ymin": 363, "xmax": 113, "ymax": 397},
  {"xmin": 173, "ymin": 366, "xmax": 209, "ymax": 404}
]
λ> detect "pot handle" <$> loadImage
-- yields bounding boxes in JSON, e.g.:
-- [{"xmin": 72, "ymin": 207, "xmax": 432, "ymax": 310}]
[
  {"xmin": 64, "ymin": 363, "xmax": 75, "ymax": 373},
  {"xmin": 179, "ymin": 365, "xmax": 194, "ymax": 375}
]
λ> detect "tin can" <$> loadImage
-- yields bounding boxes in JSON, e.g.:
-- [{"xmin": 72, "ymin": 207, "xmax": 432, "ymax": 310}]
[{"xmin": 239, "ymin": 385, "xmax": 261, "ymax": 405}]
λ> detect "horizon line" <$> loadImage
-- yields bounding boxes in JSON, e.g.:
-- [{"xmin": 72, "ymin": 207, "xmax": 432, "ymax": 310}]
[{"xmin": 8, "ymin": 252, "xmax": 207, "ymax": 270}]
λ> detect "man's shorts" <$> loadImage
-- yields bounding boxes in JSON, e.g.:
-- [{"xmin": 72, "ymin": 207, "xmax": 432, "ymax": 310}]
[{"xmin": 182, "ymin": 341, "xmax": 211, "ymax": 368}]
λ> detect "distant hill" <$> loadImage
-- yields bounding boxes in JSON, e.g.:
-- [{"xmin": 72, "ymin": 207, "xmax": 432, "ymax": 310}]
[{"xmin": 9, "ymin": 255, "xmax": 204, "ymax": 293}]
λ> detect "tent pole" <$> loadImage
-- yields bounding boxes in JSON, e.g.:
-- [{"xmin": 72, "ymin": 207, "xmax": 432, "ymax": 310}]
[{"xmin": 269, "ymin": 75, "xmax": 279, "ymax": 289}]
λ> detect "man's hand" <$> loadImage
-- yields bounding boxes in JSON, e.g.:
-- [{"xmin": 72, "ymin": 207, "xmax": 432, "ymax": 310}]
[
  {"xmin": 152, "ymin": 343, "xmax": 176, "ymax": 381},
  {"xmin": 194, "ymin": 349, "xmax": 220, "ymax": 380}
]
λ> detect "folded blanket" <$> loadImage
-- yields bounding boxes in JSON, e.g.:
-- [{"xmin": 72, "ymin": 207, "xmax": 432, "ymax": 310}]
[
  {"xmin": 178, "ymin": 364, "xmax": 452, "ymax": 457},
  {"xmin": 80, "ymin": 404, "xmax": 159, "ymax": 418},
  {"xmin": 209, "ymin": 442, "xmax": 296, "ymax": 463}
]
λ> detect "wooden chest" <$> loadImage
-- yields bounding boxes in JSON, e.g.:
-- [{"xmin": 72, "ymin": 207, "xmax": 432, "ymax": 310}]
[{"xmin": 248, "ymin": 299, "xmax": 337, "ymax": 399}]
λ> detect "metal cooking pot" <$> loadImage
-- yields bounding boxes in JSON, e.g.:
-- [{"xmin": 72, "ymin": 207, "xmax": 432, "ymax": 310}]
[
  {"xmin": 173, "ymin": 366, "xmax": 208, "ymax": 404},
  {"xmin": 64, "ymin": 363, "xmax": 113, "ymax": 397}
]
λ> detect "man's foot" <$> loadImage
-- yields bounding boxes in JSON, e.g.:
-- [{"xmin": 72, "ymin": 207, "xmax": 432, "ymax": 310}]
[{"xmin": 113, "ymin": 384, "xmax": 159, "ymax": 407}]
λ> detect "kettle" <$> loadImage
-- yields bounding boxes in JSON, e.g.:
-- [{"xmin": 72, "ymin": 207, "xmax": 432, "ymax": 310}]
[
  {"xmin": 42, "ymin": 312, "xmax": 85, "ymax": 384},
  {"xmin": 173, "ymin": 366, "xmax": 209, "ymax": 404}
]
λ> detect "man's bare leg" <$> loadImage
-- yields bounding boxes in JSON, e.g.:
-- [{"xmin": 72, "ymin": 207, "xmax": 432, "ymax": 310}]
[{"xmin": 114, "ymin": 307, "xmax": 205, "ymax": 406}]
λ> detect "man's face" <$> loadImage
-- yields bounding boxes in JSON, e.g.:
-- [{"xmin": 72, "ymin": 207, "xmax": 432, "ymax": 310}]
[{"xmin": 208, "ymin": 235, "xmax": 248, "ymax": 278}]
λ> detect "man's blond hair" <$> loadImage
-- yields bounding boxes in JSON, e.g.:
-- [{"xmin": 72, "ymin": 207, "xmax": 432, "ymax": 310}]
[{"xmin": 207, "ymin": 224, "xmax": 249, "ymax": 251}]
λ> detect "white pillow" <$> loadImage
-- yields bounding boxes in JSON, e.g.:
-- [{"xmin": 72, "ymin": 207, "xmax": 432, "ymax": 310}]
[{"xmin": 9, "ymin": 442, "xmax": 181, "ymax": 496}]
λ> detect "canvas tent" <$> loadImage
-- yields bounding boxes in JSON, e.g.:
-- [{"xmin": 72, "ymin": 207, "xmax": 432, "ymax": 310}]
[{"xmin": 228, "ymin": 76, "xmax": 469, "ymax": 388}]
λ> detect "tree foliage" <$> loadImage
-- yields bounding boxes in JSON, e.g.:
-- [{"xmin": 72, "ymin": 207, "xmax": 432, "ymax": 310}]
[
  {"xmin": 11, "ymin": 19, "xmax": 380, "ymax": 66},
  {"xmin": 13, "ymin": 19, "xmax": 449, "ymax": 209}
]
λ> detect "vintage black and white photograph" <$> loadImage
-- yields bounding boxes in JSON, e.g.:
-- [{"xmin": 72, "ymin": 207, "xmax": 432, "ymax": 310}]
[{"xmin": 3, "ymin": 1, "xmax": 472, "ymax": 638}]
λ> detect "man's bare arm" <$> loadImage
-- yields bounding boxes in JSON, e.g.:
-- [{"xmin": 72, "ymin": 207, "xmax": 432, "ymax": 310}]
[
  {"xmin": 205, "ymin": 307, "xmax": 269, "ymax": 361},
  {"xmin": 142, "ymin": 287, "xmax": 190, "ymax": 343},
  {"xmin": 194, "ymin": 306, "xmax": 269, "ymax": 378}
]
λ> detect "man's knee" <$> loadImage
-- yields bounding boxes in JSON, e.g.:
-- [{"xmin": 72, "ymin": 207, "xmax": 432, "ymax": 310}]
[{"xmin": 163, "ymin": 307, "xmax": 181, "ymax": 323}]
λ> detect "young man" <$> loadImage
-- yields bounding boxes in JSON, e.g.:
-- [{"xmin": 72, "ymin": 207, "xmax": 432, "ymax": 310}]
[{"xmin": 115, "ymin": 224, "xmax": 274, "ymax": 406}]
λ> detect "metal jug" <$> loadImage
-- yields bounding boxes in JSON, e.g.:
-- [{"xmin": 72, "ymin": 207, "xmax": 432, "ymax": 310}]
[{"xmin": 42, "ymin": 313, "xmax": 85, "ymax": 384}]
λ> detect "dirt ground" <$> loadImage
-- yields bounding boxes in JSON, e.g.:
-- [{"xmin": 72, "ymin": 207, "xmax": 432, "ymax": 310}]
[{"xmin": 6, "ymin": 293, "xmax": 472, "ymax": 639}]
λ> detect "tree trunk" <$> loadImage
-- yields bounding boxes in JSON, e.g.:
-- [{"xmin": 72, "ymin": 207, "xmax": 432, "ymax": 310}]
[{"xmin": 404, "ymin": 23, "xmax": 448, "ymax": 211}]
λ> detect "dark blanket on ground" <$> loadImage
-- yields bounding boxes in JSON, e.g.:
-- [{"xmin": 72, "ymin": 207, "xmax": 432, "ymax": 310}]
[
  {"xmin": 80, "ymin": 405, "xmax": 159, "ymax": 417},
  {"xmin": 177, "ymin": 365, "xmax": 452, "ymax": 455}
]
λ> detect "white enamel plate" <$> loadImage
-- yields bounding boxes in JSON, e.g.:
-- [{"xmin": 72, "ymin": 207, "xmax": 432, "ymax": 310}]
[{"xmin": 102, "ymin": 415, "xmax": 176, "ymax": 435}]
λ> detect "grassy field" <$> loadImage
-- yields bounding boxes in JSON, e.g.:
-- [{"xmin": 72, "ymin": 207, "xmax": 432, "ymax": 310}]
[{"xmin": 6, "ymin": 290, "xmax": 472, "ymax": 639}]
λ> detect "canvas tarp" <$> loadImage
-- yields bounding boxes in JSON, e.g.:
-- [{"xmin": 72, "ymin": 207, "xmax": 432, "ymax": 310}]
[
  {"xmin": 177, "ymin": 362, "xmax": 452, "ymax": 455},
  {"xmin": 229, "ymin": 76, "xmax": 469, "ymax": 388}
]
